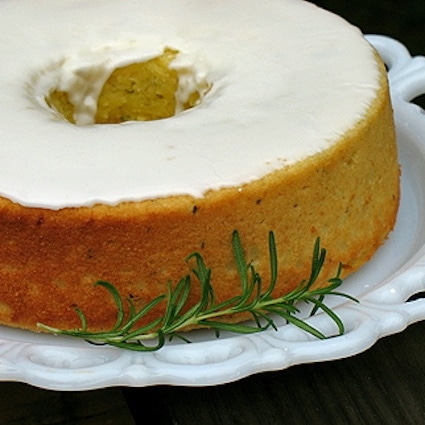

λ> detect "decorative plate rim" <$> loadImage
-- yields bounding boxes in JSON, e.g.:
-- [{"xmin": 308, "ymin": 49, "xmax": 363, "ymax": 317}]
[{"xmin": 1, "ymin": 35, "xmax": 425, "ymax": 391}]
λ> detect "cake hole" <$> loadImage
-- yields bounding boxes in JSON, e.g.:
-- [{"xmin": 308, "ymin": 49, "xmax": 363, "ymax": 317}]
[{"xmin": 38, "ymin": 46, "xmax": 211, "ymax": 125}]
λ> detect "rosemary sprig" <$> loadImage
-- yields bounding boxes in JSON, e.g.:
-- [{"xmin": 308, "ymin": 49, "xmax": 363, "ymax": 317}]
[{"xmin": 37, "ymin": 231, "xmax": 358, "ymax": 351}]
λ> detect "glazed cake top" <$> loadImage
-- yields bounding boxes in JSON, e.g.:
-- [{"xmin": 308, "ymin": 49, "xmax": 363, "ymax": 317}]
[{"xmin": 0, "ymin": 0, "xmax": 379, "ymax": 209}]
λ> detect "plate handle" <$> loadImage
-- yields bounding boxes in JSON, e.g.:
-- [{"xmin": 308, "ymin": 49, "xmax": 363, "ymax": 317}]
[{"xmin": 367, "ymin": 35, "xmax": 425, "ymax": 103}]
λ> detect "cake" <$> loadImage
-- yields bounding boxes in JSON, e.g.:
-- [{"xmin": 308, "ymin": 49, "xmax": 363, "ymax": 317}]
[{"xmin": 0, "ymin": 0, "xmax": 399, "ymax": 334}]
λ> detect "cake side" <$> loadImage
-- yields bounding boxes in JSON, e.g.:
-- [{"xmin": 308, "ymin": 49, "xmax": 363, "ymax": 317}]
[{"xmin": 0, "ymin": 53, "xmax": 399, "ymax": 333}]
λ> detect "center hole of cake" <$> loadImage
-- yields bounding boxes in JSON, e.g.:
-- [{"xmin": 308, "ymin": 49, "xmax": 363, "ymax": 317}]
[{"xmin": 45, "ymin": 47, "xmax": 211, "ymax": 125}]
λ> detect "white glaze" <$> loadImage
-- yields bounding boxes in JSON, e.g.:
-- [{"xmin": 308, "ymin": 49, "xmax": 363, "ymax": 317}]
[{"xmin": 0, "ymin": 0, "xmax": 379, "ymax": 209}]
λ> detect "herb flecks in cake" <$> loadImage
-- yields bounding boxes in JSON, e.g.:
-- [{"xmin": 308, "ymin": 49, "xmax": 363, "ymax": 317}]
[{"xmin": 38, "ymin": 231, "xmax": 358, "ymax": 352}]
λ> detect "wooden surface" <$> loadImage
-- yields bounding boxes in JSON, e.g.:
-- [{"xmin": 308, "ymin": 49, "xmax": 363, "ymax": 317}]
[
  {"xmin": 124, "ymin": 320, "xmax": 425, "ymax": 424},
  {"xmin": 1, "ymin": 320, "xmax": 425, "ymax": 424},
  {"xmin": 1, "ymin": 1, "xmax": 425, "ymax": 424}
]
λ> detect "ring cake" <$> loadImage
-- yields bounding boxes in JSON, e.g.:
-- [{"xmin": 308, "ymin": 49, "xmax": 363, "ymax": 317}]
[{"xmin": 0, "ymin": 0, "xmax": 399, "ymax": 333}]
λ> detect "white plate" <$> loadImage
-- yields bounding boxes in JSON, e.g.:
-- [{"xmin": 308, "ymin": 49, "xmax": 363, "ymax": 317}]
[{"xmin": 1, "ymin": 35, "xmax": 425, "ymax": 391}]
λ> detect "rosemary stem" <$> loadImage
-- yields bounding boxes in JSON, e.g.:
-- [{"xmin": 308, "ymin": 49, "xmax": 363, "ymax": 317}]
[{"xmin": 37, "ymin": 232, "xmax": 356, "ymax": 351}]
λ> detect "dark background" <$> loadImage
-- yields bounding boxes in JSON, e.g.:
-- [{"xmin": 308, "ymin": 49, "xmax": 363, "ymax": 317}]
[{"xmin": 313, "ymin": 0, "xmax": 425, "ymax": 55}]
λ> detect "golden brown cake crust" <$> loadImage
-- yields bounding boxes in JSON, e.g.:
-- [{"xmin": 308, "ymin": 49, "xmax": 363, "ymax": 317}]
[{"xmin": 0, "ymin": 54, "xmax": 399, "ymax": 333}]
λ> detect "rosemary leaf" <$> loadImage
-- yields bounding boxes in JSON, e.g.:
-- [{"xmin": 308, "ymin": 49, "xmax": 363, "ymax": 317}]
[
  {"xmin": 283, "ymin": 314, "xmax": 327, "ymax": 340},
  {"xmin": 119, "ymin": 295, "xmax": 165, "ymax": 334},
  {"xmin": 309, "ymin": 293, "xmax": 325, "ymax": 317},
  {"xmin": 232, "ymin": 230, "xmax": 250, "ymax": 296},
  {"xmin": 74, "ymin": 307, "xmax": 88, "ymax": 332},
  {"xmin": 307, "ymin": 296, "xmax": 345, "ymax": 335},
  {"xmin": 107, "ymin": 331, "xmax": 166, "ymax": 352},
  {"xmin": 167, "ymin": 275, "xmax": 192, "ymax": 319},
  {"xmin": 95, "ymin": 281, "xmax": 125, "ymax": 332},
  {"xmin": 261, "ymin": 231, "xmax": 278, "ymax": 300}
]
